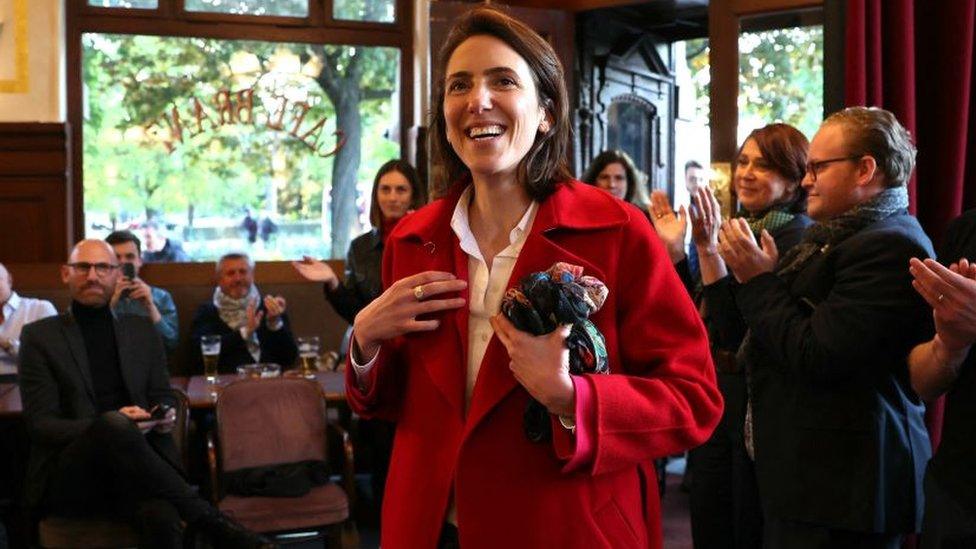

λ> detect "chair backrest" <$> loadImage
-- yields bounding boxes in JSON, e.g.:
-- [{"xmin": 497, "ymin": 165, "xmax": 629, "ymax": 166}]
[
  {"xmin": 215, "ymin": 377, "xmax": 327, "ymax": 472},
  {"xmin": 170, "ymin": 387, "xmax": 191, "ymax": 469}
]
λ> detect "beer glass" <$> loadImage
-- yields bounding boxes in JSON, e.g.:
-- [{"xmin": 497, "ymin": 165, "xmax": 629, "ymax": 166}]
[
  {"xmin": 297, "ymin": 336, "xmax": 320, "ymax": 379},
  {"xmin": 201, "ymin": 335, "xmax": 221, "ymax": 382}
]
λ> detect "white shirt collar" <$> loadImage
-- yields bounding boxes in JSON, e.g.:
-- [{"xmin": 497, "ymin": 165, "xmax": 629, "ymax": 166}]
[
  {"xmin": 449, "ymin": 184, "xmax": 538, "ymax": 262},
  {"xmin": 2, "ymin": 292, "xmax": 20, "ymax": 317}
]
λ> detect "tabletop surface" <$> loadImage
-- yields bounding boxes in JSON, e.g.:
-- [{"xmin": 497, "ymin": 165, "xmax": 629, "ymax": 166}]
[{"xmin": 0, "ymin": 369, "xmax": 347, "ymax": 417}]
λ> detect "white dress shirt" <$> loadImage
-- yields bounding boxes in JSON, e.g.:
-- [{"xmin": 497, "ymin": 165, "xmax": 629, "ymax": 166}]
[
  {"xmin": 353, "ymin": 184, "xmax": 538, "ymax": 396},
  {"xmin": 0, "ymin": 292, "xmax": 58, "ymax": 373}
]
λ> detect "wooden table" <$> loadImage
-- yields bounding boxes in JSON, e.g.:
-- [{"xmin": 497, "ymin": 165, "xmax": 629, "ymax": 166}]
[
  {"xmin": 180, "ymin": 370, "xmax": 347, "ymax": 409},
  {"xmin": 0, "ymin": 370, "xmax": 347, "ymax": 416}
]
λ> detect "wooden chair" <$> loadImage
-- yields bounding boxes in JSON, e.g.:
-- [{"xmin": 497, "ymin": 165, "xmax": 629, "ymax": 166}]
[
  {"xmin": 207, "ymin": 377, "xmax": 356, "ymax": 547},
  {"xmin": 37, "ymin": 388, "xmax": 192, "ymax": 549}
]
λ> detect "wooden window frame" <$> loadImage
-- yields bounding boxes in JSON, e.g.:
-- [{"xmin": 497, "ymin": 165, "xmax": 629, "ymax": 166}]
[{"xmin": 65, "ymin": 0, "xmax": 415, "ymax": 251}]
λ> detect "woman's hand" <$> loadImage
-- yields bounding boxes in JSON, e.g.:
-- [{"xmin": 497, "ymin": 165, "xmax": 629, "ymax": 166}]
[
  {"xmin": 718, "ymin": 218, "xmax": 778, "ymax": 284},
  {"xmin": 490, "ymin": 313, "xmax": 575, "ymax": 417},
  {"xmin": 690, "ymin": 186, "xmax": 722, "ymax": 253},
  {"xmin": 649, "ymin": 190, "xmax": 688, "ymax": 264},
  {"xmin": 292, "ymin": 256, "xmax": 339, "ymax": 291},
  {"xmin": 353, "ymin": 271, "xmax": 467, "ymax": 362}
]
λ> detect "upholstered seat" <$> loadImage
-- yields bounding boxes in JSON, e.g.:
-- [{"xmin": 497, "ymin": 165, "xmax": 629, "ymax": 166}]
[{"xmin": 208, "ymin": 377, "xmax": 355, "ymax": 546}]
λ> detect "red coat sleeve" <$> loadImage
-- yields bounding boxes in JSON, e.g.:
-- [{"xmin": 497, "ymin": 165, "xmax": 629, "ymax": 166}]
[{"xmin": 563, "ymin": 212, "xmax": 723, "ymax": 475}]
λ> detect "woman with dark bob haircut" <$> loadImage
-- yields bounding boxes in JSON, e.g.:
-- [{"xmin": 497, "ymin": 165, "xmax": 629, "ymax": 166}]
[
  {"xmin": 650, "ymin": 122, "xmax": 812, "ymax": 548},
  {"xmin": 345, "ymin": 7, "xmax": 721, "ymax": 548},
  {"xmin": 582, "ymin": 149, "xmax": 650, "ymax": 209}
]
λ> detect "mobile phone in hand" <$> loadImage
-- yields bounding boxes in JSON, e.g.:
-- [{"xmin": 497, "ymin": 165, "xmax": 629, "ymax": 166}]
[{"xmin": 120, "ymin": 263, "xmax": 136, "ymax": 299}]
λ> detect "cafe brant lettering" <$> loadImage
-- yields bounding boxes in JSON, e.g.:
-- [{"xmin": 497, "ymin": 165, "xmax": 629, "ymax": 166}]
[{"xmin": 144, "ymin": 84, "xmax": 346, "ymax": 158}]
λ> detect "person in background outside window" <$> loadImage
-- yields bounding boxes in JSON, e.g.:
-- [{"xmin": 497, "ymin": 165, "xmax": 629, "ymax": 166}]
[
  {"xmin": 142, "ymin": 220, "xmax": 189, "ymax": 263},
  {"xmin": 0, "ymin": 262, "xmax": 57, "ymax": 375},
  {"xmin": 581, "ymin": 148, "xmax": 651, "ymax": 212},
  {"xmin": 908, "ymin": 209, "xmax": 976, "ymax": 548},
  {"xmin": 292, "ymin": 159, "xmax": 425, "ymax": 519},
  {"xmin": 105, "ymin": 230, "xmax": 179, "ymax": 354}
]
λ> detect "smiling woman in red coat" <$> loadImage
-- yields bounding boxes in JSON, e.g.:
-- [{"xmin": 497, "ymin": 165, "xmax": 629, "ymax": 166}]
[{"xmin": 344, "ymin": 7, "xmax": 722, "ymax": 549}]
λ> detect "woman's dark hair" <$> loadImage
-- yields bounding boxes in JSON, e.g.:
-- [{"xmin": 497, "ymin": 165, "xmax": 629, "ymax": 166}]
[
  {"xmin": 737, "ymin": 123, "xmax": 809, "ymax": 214},
  {"xmin": 581, "ymin": 149, "xmax": 648, "ymax": 207},
  {"xmin": 428, "ymin": 7, "xmax": 572, "ymax": 200},
  {"xmin": 370, "ymin": 159, "xmax": 425, "ymax": 228}
]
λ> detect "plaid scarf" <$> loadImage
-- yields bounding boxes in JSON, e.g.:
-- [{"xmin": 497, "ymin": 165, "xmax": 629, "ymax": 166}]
[
  {"xmin": 213, "ymin": 284, "xmax": 261, "ymax": 331},
  {"xmin": 741, "ymin": 208, "xmax": 796, "ymax": 239}
]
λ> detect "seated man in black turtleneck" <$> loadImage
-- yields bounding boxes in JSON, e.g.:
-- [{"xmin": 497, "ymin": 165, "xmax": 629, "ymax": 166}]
[{"xmin": 18, "ymin": 240, "xmax": 274, "ymax": 549}]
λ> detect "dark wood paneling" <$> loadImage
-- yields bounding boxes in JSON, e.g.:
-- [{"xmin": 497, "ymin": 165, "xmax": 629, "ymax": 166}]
[{"xmin": 0, "ymin": 124, "xmax": 70, "ymax": 262}]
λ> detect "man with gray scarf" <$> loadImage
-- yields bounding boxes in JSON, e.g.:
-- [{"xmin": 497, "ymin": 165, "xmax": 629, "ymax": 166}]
[
  {"xmin": 190, "ymin": 253, "xmax": 297, "ymax": 374},
  {"xmin": 717, "ymin": 107, "xmax": 934, "ymax": 548}
]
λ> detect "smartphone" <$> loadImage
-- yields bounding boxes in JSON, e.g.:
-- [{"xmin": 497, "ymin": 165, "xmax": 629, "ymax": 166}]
[
  {"xmin": 120, "ymin": 263, "xmax": 136, "ymax": 299},
  {"xmin": 149, "ymin": 404, "xmax": 172, "ymax": 420}
]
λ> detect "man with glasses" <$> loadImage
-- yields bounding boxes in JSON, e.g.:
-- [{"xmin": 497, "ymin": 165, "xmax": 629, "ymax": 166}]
[
  {"xmin": 105, "ymin": 230, "xmax": 179, "ymax": 353},
  {"xmin": 0, "ymin": 262, "xmax": 56, "ymax": 374},
  {"xmin": 717, "ymin": 107, "xmax": 934, "ymax": 548},
  {"xmin": 18, "ymin": 240, "xmax": 273, "ymax": 549}
]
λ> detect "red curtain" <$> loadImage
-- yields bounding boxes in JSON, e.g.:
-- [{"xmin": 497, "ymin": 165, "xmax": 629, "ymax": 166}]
[{"xmin": 845, "ymin": 4, "xmax": 975, "ymax": 546}]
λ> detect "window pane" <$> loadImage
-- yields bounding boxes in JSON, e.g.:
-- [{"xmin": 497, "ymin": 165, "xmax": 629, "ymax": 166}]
[
  {"xmin": 88, "ymin": 0, "xmax": 158, "ymax": 8},
  {"xmin": 82, "ymin": 33, "xmax": 401, "ymax": 261},
  {"xmin": 184, "ymin": 0, "xmax": 308, "ymax": 17},
  {"xmin": 738, "ymin": 24, "xmax": 823, "ymax": 142},
  {"xmin": 333, "ymin": 0, "xmax": 395, "ymax": 23}
]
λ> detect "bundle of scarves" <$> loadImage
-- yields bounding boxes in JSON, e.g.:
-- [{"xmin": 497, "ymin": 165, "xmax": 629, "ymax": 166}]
[{"xmin": 500, "ymin": 262, "xmax": 610, "ymax": 443}]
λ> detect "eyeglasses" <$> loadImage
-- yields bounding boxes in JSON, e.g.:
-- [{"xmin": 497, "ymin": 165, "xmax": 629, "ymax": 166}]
[
  {"xmin": 66, "ymin": 262, "xmax": 119, "ymax": 276},
  {"xmin": 805, "ymin": 155, "xmax": 864, "ymax": 181}
]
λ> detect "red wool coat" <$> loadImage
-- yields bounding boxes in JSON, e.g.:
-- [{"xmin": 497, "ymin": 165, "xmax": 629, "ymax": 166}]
[{"xmin": 346, "ymin": 180, "xmax": 722, "ymax": 548}]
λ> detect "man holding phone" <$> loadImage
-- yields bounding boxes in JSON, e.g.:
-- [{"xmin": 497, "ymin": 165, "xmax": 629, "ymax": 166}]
[{"xmin": 106, "ymin": 230, "xmax": 179, "ymax": 353}]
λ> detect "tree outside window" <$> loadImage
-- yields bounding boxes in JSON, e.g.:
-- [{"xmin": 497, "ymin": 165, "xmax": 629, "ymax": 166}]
[{"xmin": 82, "ymin": 34, "xmax": 400, "ymax": 260}]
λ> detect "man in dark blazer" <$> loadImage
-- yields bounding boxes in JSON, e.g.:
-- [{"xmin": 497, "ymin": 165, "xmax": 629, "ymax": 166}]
[
  {"xmin": 19, "ymin": 240, "xmax": 272, "ymax": 549},
  {"xmin": 718, "ymin": 107, "xmax": 934, "ymax": 548},
  {"xmin": 190, "ymin": 252, "xmax": 297, "ymax": 375}
]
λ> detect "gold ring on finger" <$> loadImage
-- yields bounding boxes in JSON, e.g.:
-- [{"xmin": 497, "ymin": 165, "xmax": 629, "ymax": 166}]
[{"xmin": 413, "ymin": 284, "xmax": 425, "ymax": 301}]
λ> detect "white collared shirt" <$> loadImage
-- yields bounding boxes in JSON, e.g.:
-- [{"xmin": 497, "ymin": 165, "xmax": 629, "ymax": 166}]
[
  {"xmin": 0, "ymin": 292, "xmax": 58, "ymax": 373},
  {"xmin": 353, "ymin": 184, "xmax": 539, "ymax": 404}
]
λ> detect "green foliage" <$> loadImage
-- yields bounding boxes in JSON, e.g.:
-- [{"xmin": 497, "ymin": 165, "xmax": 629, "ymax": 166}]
[
  {"xmin": 682, "ymin": 25, "xmax": 823, "ymax": 141},
  {"xmin": 82, "ymin": 32, "xmax": 400, "ymax": 260},
  {"xmin": 738, "ymin": 26, "xmax": 824, "ymax": 139}
]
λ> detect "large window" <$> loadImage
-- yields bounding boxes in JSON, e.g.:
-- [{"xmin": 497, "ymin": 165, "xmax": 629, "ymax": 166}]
[
  {"xmin": 71, "ymin": 1, "xmax": 412, "ymax": 261},
  {"xmin": 738, "ymin": 11, "xmax": 824, "ymax": 142}
]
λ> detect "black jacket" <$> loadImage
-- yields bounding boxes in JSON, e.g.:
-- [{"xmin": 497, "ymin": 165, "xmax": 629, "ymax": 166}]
[
  {"xmin": 699, "ymin": 214, "xmax": 813, "ymax": 352},
  {"xmin": 189, "ymin": 302, "xmax": 298, "ymax": 374},
  {"xmin": 18, "ymin": 312, "xmax": 178, "ymax": 507},
  {"xmin": 927, "ymin": 209, "xmax": 976, "ymax": 515},
  {"xmin": 325, "ymin": 229, "xmax": 383, "ymax": 324},
  {"xmin": 736, "ymin": 213, "xmax": 934, "ymax": 533}
]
